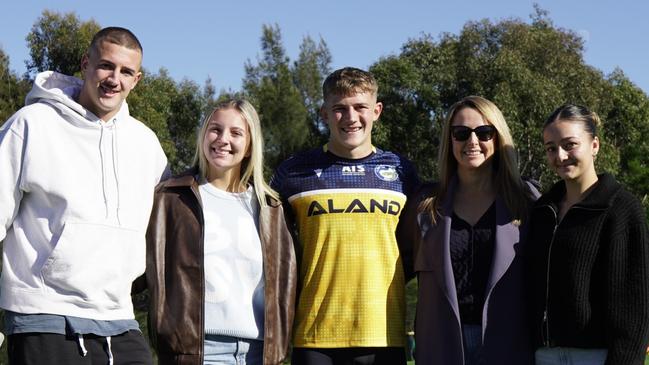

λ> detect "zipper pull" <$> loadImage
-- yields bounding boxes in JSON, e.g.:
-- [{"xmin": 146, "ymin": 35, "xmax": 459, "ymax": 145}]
[{"xmin": 543, "ymin": 310, "xmax": 549, "ymax": 347}]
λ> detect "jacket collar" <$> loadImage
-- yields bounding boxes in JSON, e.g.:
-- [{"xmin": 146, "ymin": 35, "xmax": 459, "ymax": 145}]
[
  {"xmin": 159, "ymin": 167, "xmax": 281, "ymax": 207},
  {"xmin": 536, "ymin": 173, "xmax": 621, "ymax": 211},
  {"xmin": 160, "ymin": 167, "xmax": 200, "ymax": 189}
]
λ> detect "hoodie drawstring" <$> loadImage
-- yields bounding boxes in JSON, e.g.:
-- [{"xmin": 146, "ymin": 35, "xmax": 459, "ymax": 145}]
[
  {"xmin": 76, "ymin": 334, "xmax": 115, "ymax": 365},
  {"xmin": 99, "ymin": 126, "xmax": 109, "ymax": 219},
  {"xmin": 111, "ymin": 120, "xmax": 121, "ymax": 226},
  {"xmin": 77, "ymin": 334, "xmax": 88, "ymax": 356},
  {"xmin": 98, "ymin": 121, "xmax": 121, "ymax": 225},
  {"xmin": 106, "ymin": 336, "xmax": 114, "ymax": 365}
]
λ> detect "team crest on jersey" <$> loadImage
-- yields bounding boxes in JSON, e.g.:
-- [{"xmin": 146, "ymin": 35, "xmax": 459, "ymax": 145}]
[
  {"xmin": 341, "ymin": 165, "xmax": 365, "ymax": 176},
  {"xmin": 374, "ymin": 165, "xmax": 398, "ymax": 181}
]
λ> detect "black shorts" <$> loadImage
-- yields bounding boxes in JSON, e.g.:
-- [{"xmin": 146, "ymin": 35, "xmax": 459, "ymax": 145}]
[
  {"xmin": 292, "ymin": 346, "xmax": 406, "ymax": 365},
  {"xmin": 7, "ymin": 330, "xmax": 152, "ymax": 365}
]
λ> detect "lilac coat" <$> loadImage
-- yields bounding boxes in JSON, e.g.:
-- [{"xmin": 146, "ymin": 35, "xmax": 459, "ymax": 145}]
[{"xmin": 398, "ymin": 180, "xmax": 537, "ymax": 365}]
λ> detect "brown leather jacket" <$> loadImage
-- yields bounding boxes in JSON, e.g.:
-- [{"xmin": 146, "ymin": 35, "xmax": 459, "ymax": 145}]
[{"xmin": 145, "ymin": 171, "xmax": 297, "ymax": 365}]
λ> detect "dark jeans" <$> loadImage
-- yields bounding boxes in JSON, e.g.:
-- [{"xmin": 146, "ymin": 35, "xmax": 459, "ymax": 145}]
[
  {"xmin": 462, "ymin": 324, "xmax": 484, "ymax": 365},
  {"xmin": 7, "ymin": 330, "xmax": 152, "ymax": 365},
  {"xmin": 292, "ymin": 347, "xmax": 406, "ymax": 365}
]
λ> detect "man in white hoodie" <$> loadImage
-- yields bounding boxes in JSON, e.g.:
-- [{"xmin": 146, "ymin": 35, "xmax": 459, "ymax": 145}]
[{"xmin": 0, "ymin": 27, "xmax": 168, "ymax": 364}]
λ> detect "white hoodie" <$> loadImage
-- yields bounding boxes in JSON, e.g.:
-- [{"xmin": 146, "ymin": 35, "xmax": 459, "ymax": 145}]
[{"xmin": 0, "ymin": 71, "xmax": 168, "ymax": 320}]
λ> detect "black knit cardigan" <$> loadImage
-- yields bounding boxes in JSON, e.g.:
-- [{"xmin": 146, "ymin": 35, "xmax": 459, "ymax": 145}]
[{"xmin": 528, "ymin": 173, "xmax": 649, "ymax": 365}]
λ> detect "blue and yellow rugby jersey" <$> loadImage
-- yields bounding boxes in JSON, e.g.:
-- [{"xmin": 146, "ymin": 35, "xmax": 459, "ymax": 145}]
[{"xmin": 271, "ymin": 145, "xmax": 418, "ymax": 348}]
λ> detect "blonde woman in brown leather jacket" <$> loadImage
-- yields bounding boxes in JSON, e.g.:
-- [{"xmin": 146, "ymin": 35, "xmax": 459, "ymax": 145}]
[{"xmin": 145, "ymin": 99, "xmax": 297, "ymax": 365}]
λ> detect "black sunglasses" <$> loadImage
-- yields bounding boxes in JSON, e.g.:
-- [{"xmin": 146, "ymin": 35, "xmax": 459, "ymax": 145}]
[{"xmin": 451, "ymin": 125, "xmax": 496, "ymax": 142}]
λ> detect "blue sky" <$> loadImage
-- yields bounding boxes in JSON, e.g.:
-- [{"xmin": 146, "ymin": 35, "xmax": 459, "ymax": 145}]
[{"xmin": 1, "ymin": 0, "xmax": 647, "ymax": 95}]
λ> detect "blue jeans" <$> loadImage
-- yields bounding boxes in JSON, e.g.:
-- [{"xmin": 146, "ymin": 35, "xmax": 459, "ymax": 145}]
[
  {"xmin": 462, "ymin": 324, "xmax": 483, "ymax": 365},
  {"xmin": 535, "ymin": 347, "xmax": 607, "ymax": 365},
  {"xmin": 204, "ymin": 335, "xmax": 263, "ymax": 365}
]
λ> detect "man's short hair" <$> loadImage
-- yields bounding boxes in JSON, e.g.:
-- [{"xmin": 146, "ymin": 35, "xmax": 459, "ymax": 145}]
[
  {"xmin": 322, "ymin": 67, "xmax": 378, "ymax": 101},
  {"xmin": 88, "ymin": 27, "xmax": 143, "ymax": 58}
]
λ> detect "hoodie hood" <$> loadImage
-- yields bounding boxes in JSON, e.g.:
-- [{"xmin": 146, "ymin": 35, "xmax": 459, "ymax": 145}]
[{"xmin": 26, "ymin": 71, "xmax": 129, "ymax": 127}]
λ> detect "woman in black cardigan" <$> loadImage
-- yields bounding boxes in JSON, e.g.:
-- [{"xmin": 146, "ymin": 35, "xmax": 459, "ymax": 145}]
[{"xmin": 529, "ymin": 104, "xmax": 649, "ymax": 365}]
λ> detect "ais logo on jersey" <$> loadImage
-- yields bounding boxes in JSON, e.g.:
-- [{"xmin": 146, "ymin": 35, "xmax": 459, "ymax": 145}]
[
  {"xmin": 374, "ymin": 165, "xmax": 398, "ymax": 181},
  {"xmin": 307, "ymin": 198, "xmax": 401, "ymax": 217},
  {"xmin": 342, "ymin": 165, "xmax": 365, "ymax": 176}
]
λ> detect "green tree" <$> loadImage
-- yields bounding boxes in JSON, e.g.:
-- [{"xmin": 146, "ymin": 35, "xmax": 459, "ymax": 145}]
[
  {"xmin": 202, "ymin": 77, "xmax": 218, "ymax": 114},
  {"xmin": 0, "ymin": 48, "xmax": 30, "ymax": 124},
  {"xmin": 128, "ymin": 68, "xmax": 179, "ymax": 167},
  {"xmin": 26, "ymin": 10, "xmax": 100, "ymax": 78},
  {"xmin": 371, "ymin": 6, "xmax": 623, "ymax": 188},
  {"xmin": 605, "ymin": 69, "xmax": 649, "ymax": 215},
  {"xmin": 293, "ymin": 35, "xmax": 332, "ymax": 144},
  {"xmin": 129, "ymin": 70, "xmax": 221, "ymax": 173},
  {"xmin": 370, "ymin": 38, "xmax": 450, "ymax": 181},
  {"xmin": 168, "ymin": 79, "xmax": 204, "ymax": 172},
  {"xmin": 243, "ymin": 24, "xmax": 310, "ymax": 173}
]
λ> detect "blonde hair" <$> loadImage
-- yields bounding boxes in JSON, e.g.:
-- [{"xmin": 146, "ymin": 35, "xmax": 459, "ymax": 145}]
[
  {"xmin": 192, "ymin": 99, "xmax": 278, "ymax": 207},
  {"xmin": 421, "ymin": 96, "xmax": 531, "ymax": 224}
]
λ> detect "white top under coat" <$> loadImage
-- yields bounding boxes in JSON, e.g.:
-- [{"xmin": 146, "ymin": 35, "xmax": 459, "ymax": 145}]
[{"xmin": 199, "ymin": 182, "xmax": 265, "ymax": 339}]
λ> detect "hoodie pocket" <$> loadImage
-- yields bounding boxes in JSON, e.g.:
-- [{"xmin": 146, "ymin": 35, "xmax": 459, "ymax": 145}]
[{"xmin": 40, "ymin": 221, "xmax": 144, "ymax": 306}]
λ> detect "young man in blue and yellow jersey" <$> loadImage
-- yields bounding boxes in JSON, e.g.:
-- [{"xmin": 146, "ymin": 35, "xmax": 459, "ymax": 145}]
[{"xmin": 271, "ymin": 67, "xmax": 419, "ymax": 364}]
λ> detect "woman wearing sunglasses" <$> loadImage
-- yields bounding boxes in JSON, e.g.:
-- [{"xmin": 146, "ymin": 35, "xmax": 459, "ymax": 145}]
[
  {"xmin": 529, "ymin": 104, "xmax": 649, "ymax": 365},
  {"xmin": 398, "ymin": 96, "xmax": 538, "ymax": 364}
]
